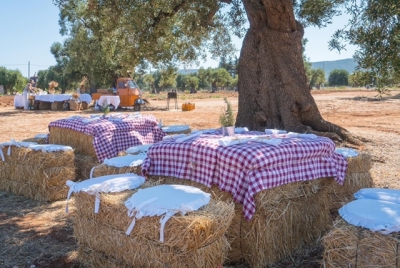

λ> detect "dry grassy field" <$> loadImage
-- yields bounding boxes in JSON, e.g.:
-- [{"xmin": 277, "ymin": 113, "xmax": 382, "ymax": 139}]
[{"xmin": 0, "ymin": 89, "xmax": 399, "ymax": 267}]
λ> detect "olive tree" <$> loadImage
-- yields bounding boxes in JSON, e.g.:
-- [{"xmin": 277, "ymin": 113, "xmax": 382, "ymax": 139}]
[{"xmin": 54, "ymin": 0, "xmax": 399, "ymax": 144}]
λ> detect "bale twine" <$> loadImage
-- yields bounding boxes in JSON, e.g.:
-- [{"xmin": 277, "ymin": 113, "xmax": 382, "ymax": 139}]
[
  {"xmin": 322, "ymin": 218, "xmax": 400, "ymax": 267},
  {"xmin": 73, "ymin": 187, "xmax": 234, "ymax": 251},
  {"xmin": 49, "ymin": 127, "xmax": 96, "ymax": 158},
  {"xmin": 321, "ymin": 152, "xmax": 373, "ymax": 212},
  {"xmin": 75, "ymin": 218, "xmax": 229, "ymax": 268},
  {"xmin": 146, "ymin": 176, "xmax": 331, "ymax": 267},
  {"xmin": 75, "ymin": 153, "xmax": 100, "ymax": 181}
]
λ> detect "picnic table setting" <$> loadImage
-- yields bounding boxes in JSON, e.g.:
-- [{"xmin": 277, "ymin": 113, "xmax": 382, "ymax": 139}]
[
  {"xmin": 48, "ymin": 113, "xmax": 166, "ymax": 163},
  {"xmin": 142, "ymin": 127, "xmax": 347, "ymax": 219}
]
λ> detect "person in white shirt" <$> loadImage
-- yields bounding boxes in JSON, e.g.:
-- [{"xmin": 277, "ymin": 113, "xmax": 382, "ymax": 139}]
[{"xmin": 23, "ymin": 80, "xmax": 35, "ymax": 110}]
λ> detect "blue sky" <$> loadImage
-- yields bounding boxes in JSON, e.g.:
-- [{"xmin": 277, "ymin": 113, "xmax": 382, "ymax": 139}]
[{"xmin": 0, "ymin": 1, "xmax": 357, "ymax": 78}]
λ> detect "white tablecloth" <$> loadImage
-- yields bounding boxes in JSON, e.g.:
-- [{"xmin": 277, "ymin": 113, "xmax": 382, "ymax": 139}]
[
  {"xmin": 35, "ymin": 93, "xmax": 92, "ymax": 103},
  {"xmin": 98, "ymin": 96, "xmax": 120, "ymax": 108},
  {"xmin": 14, "ymin": 94, "xmax": 25, "ymax": 108}
]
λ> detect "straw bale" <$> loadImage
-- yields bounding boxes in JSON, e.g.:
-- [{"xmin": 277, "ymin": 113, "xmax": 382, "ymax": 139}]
[
  {"xmin": 49, "ymin": 127, "xmax": 96, "ymax": 158},
  {"xmin": 74, "ymin": 217, "xmax": 229, "ymax": 268},
  {"xmin": 146, "ymin": 176, "xmax": 330, "ymax": 267},
  {"xmin": 346, "ymin": 152, "xmax": 373, "ymax": 173},
  {"xmin": 74, "ymin": 154, "xmax": 100, "ymax": 181},
  {"xmin": 1, "ymin": 178, "xmax": 68, "ymax": 201},
  {"xmin": 51, "ymin": 101, "xmax": 65, "ymax": 111},
  {"xmin": 77, "ymin": 247, "xmax": 129, "ymax": 268},
  {"xmin": 321, "ymin": 172, "xmax": 373, "ymax": 213},
  {"xmin": 323, "ymin": 218, "xmax": 400, "ymax": 268},
  {"xmin": 0, "ymin": 146, "xmax": 75, "ymax": 201},
  {"xmin": 91, "ymin": 164, "xmax": 142, "ymax": 178},
  {"xmin": 74, "ymin": 189, "xmax": 234, "ymax": 251},
  {"xmin": 37, "ymin": 101, "xmax": 52, "ymax": 110}
]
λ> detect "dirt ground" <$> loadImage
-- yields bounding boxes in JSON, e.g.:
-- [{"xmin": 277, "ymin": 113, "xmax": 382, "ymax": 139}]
[{"xmin": 0, "ymin": 89, "xmax": 399, "ymax": 267}]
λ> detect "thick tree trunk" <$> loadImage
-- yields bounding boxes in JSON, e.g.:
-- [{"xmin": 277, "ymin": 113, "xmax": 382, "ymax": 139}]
[{"xmin": 236, "ymin": 0, "xmax": 361, "ymax": 145}]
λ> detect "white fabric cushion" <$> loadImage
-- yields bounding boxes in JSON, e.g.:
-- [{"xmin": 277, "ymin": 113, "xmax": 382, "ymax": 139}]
[
  {"xmin": 339, "ymin": 199, "xmax": 400, "ymax": 234},
  {"xmin": 0, "ymin": 140, "xmax": 38, "ymax": 161},
  {"xmin": 28, "ymin": 144, "xmax": 73, "ymax": 152},
  {"xmin": 354, "ymin": 188, "xmax": 400, "ymax": 204},
  {"xmin": 218, "ymin": 135, "xmax": 282, "ymax": 147},
  {"xmin": 34, "ymin": 133, "xmax": 48, "ymax": 139},
  {"xmin": 335, "ymin": 147, "xmax": 359, "ymax": 158},
  {"xmin": 65, "ymin": 174, "xmax": 145, "ymax": 213},
  {"xmin": 124, "ymin": 184, "xmax": 211, "ymax": 242},
  {"xmin": 162, "ymin": 125, "xmax": 190, "ymax": 133},
  {"xmin": 103, "ymin": 154, "xmax": 147, "ymax": 167},
  {"xmin": 125, "ymin": 144, "xmax": 153, "ymax": 154}
]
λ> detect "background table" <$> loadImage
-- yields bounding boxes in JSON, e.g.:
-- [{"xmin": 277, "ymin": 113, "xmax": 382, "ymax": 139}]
[
  {"xmin": 35, "ymin": 93, "xmax": 92, "ymax": 103},
  {"xmin": 97, "ymin": 96, "xmax": 120, "ymax": 108},
  {"xmin": 142, "ymin": 131, "xmax": 348, "ymax": 220},
  {"xmin": 13, "ymin": 94, "xmax": 25, "ymax": 108}
]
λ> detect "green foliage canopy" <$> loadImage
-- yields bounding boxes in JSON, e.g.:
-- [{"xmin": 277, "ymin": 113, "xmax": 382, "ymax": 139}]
[{"xmin": 328, "ymin": 69, "xmax": 349, "ymax": 86}]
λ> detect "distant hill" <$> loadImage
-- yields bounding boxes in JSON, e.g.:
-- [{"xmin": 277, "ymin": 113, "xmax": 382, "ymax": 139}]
[
  {"xmin": 177, "ymin": 69, "xmax": 198, "ymax": 75},
  {"xmin": 311, "ymin": 58, "xmax": 357, "ymax": 79},
  {"xmin": 177, "ymin": 58, "xmax": 358, "ymax": 79}
]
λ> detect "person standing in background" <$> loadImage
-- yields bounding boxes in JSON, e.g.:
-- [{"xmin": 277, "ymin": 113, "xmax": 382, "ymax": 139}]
[{"xmin": 23, "ymin": 80, "xmax": 35, "ymax": 110}]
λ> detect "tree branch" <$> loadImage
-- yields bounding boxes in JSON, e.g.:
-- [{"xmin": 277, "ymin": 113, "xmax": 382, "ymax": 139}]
[{"xmin": 151, "ymin": 1, "xmax": 188, "ymax": 28}]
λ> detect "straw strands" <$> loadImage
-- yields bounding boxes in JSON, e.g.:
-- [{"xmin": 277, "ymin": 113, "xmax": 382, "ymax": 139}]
[
  {"xmin": 73, "ymin": 187, "xmax": 234, "ymax": 251},
  {"xmin": 91, "ymin": 164, "xmax": 142, "ymax": 178},
  {"xmin": 321, "ymin": 152, "xmax": 373, "ymax": 212},
  {"xmin": 322, "ymin": 218, "xmax": 400, "ymax": 267},
  {"xmin": 49, "ymin": 127, "xmax": 97, "ymax": 158},
  {"xmin": 146, "ymin": 176, "xmax": 330, "ymax": 267},
  {"xmin": 75, "ymin": 218, "xmax": 229, "ymax": 268},
  {"xmin": 74, "ymin": 153, "xmax": 100, "ymax": 181},
  {"xmin": 73, "ymin": 184, "xmax": 234, "ymax": 267},
  {"xmin": 0, "ymin": 146, "xmax": 75, "ymax": 201},
  {"xmin": 22, "ymin": 137, "xmax": 47, "ymax": 144}
]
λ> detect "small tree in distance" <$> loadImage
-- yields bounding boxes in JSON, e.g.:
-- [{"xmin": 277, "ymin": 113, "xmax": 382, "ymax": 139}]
[{"xmin": 328, "ymin": 69, "xmax": 349, "ymax": 87}]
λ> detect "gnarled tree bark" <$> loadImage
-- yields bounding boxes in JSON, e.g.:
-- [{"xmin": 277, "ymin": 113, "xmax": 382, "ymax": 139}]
[{"xmin": 236, "ymin": 0, "xmax": 361, "ymax": 146}]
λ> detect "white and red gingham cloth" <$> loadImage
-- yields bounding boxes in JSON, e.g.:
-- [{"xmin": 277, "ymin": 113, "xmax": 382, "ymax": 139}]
[
  {"xmin": 141, "ymin": 132, "xmax": 348, "ymax": 220},
  {"xmin": 48, "ymin": 114, "xmax": 165, "ymax": 162}
]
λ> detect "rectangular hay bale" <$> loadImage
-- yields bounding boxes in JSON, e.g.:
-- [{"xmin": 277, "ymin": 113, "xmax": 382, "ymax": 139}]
[
  {"xmin": 0, "ymin": 145, "xmax": 75, "ymax": 201},
  {"xmin": 51, "ymin": 101, "xmax": 65, "ymax": 111},
  {"xmin": 323, "ymin": 218, "xmax": 399, "ymax": 268}
]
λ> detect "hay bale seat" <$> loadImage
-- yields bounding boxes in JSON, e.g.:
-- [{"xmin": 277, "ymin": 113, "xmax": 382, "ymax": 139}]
[
  {"xmin": 91, "ymin": 153, "xmax": 146, "ymax": 178},
  {"xmin": 22, "ymin": 133, "xmax": 49, "ymax": 144},
  {"xmin": 320, "ymin": 149, "xmax": 373, "ymax": 213},
  {"xmin": 141, "ymin": 144, "xmax": 373, "ymax": 267},
  {"xmin": 70, "ymin": 178, "xmax": 234, "ymax": 267},
  {"xmin": 48, "ymin": 114, "xmax": 166, "ymax": 164},
  {"xmin": 323, "ymin": 218, "xmax": 400, "ymax": 268},
  {"xmin": 0, "ymin": 142, "xmax": 75, "ymax": 201},
  {"xmin": 75, "ymin": 153, "xmax": 100, "ymax": 181}
]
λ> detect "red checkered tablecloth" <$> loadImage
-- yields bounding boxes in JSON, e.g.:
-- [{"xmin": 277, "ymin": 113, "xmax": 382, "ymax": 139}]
[
  {"xmin": 48, "ymin": 115, "xmax": 165, "ymax": 162},
  {"xmin": 142, "ymin": 132, "xmax": 347, "ymax": 220}
]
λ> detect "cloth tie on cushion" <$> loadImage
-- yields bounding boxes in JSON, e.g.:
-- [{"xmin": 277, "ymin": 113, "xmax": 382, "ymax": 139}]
[{"xmin": 124, "ymin": 185, "xmax": 210, "ymax": 242}]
